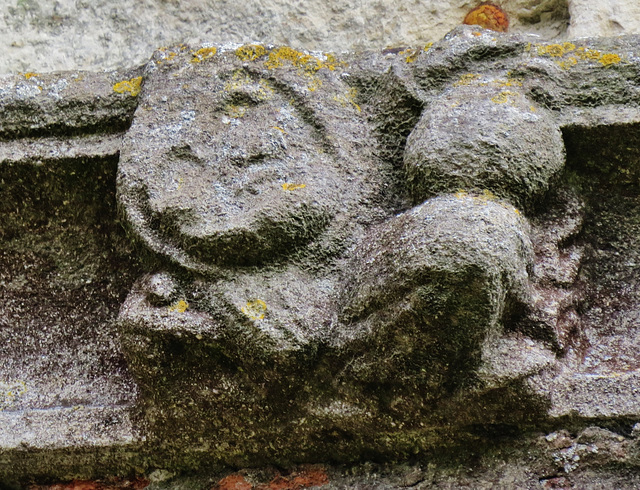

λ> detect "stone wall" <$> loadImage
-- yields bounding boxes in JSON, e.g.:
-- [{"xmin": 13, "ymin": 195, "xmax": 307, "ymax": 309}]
[{"xmin": 1, "ymin": 0, "xmax": 639, "ymax": 74}]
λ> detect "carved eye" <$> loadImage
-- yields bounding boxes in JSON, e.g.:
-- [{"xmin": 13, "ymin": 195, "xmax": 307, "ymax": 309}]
[{"xmin": 463, "ymin": 3, "xmax": 509, "ymax": 32}]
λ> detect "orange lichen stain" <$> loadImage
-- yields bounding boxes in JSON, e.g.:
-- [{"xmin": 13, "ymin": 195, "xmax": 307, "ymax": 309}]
[
  {"xmin": 242, "ymin": 299, "xmax": 267, "ymax": 320},
  {"xmin": 191, "ymin": 46, "xmax": 217, "ymax": 63},
  {"xmin": 282, "ymin": 183, "xmax": 307, "ymax": 191},
  {"xmin": 259, "ymin": 468, "xmax": 330, "ymax": 489},
  {"xmin": 168, "ymin": 299, "xmax": 189, "ymax": 313},
  {"xmin": 29, "ymin": 477, "xmax": 150, "ymax": 490},
  {"xmin": 599, "ymin": 53, "xmax": 622, "ymax": 66},
  {"xmin": 23, "ymin": 72, "xmax": 39, "ymax": 79},
  {"xmin": 113, "ymin": 77, "xmax": 143, "ymax": 96},
  {"xmin": 214, "ymin": 474, "xmax": 253, "ymax": 490},
  {"xmin": 214, "ymin": 467, "xmax": 330, "ymax": 490},
  {"xmin": 463, "ymin": 3, "xmax": 509, "ymax": 32},
  {"xmin": 236, "ymin": 44, "xmax": 268, "ymax": 61}
]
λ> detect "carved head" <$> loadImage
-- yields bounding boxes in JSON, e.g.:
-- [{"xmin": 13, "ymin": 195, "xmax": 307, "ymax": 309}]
[{"xmin": 118, "ymin": 47, "xmax": 381, "ymax": 273}]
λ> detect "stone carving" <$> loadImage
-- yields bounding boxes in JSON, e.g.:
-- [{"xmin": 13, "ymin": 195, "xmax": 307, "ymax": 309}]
[
  {"xmin": 114, "ymin": 29, "xmax": 595, "ymax": 463},
  {"xmin": 3, "ymin": 26, "xmax": 640, "ymax": 479}
]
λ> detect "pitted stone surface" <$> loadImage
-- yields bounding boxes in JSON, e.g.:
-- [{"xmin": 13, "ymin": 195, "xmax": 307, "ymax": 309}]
[
  {"xmin": 118, "ymin": 46, "xmax": 387, "ymax": 274},
  {"xmin": 339, "ymin": 193, "xmax": 532, "ymax": 344},
  {"xmin": 4, "ymin": 27, "xmax": 640, "ymax": 483},
  {"xmin": 403, "ymin": 83, "xmax": 565, "ymax": 209}
]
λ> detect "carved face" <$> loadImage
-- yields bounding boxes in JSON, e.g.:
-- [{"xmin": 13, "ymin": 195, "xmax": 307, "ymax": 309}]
[{"xmin": 119, "ymin": 67, "xmax": 353, "ymax": 270}]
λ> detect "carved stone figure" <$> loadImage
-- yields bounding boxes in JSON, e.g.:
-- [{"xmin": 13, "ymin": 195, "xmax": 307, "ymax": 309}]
[
  {"xmin": 115, "ymin": 35, "xmax": 565, "ymax": 461},
  {"xmin": 3, "ymin": 26, "xmax": 640, "ymax": 480}
]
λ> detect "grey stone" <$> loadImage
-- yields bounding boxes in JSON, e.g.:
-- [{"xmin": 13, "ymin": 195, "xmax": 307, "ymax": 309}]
[
  {"xmin": 403, "ymin": 82, "xmax": 566, "ymax": 210},
  {"xmin": 4, "ymin": 26, "xmax": 640, "ymax": 483}
]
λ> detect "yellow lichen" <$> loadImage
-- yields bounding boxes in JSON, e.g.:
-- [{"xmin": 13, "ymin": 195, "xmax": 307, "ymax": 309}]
[
  {"xmin": 599, "ymin": 53, "xmax": 621, "ymax": 66},
  {"xmin": 113, "ymin": 76, "xmax": 143, "ymax": 96},
  {"xmin": 454, "ymin": 189, "xmax": 469, "ymax": 199},
  {"xmin": 168, "ymin": 300, "xmax": 189, "ymax": 313},
  {"xmin": 307, "ymin": 77, "xmax": 323, "ymax": 91},
  {"xmin": 272, "ymin": 126, "xmax": 286, "ymax": 133},
  {"xmin": 242, "ymin": 299, "xmax": 267, "ymax": 320},
  {"xmin": 491, "ymin": 90, "xmax": 518, "ymax": 104},
  {"xmin": 223, "ymin": 70, "xmax": 274, "ymax": 101},
  {"xmin": 494, "ymin": 74, "xmax": 524, "ymax": 88},
  {"xmin": 265, "ymin": 46, "xmax": 340, "ymax": 73},
  {"xmin": 282, "ymin": 183, "xmax": 307, "ymax": 191},
  {"xmin": 400, "ymin": 47, "xmax": 422, "ymax": 63},
  {"xmin": 536, "ymin": 42, "xmax": 575, "ymax": 58},
  {"xmin": 235, "ymin": 44, "xmax": 268, "ymax": 61},
  {"xmin": 535, "ymin": 44, "xmax": 623, "ymax": 68},
  {"xmin": 0, "ymin": 380, "xmax": 27, "ymax": 411},
  {"xmin": 574, "ymin": 47, "xmax": 601, "ymax": 61},
  {"xmin": 333, "ymin": 87, "xmax": 361, "ymax": 112},
  {"xmin": 537, "ymin": 44, "xmax": 563, "ymax": 57},
  {"xmin": 556, "ymin": 57, "xmax": 578, "ymax": 70},
  {"xmin": 23, "ymin": 72, "xmax": 38, "ymax": 79},
  {"xmin": 454, "ymin": 73, "xmax": 480, "ymax": 87},
  {"xmin": 225, "ymin": 104, "xmax": 247, "ymax": 118},
  {"xmin": 191, "ymin": 47, "xmax": 218, "ymax": 63}
]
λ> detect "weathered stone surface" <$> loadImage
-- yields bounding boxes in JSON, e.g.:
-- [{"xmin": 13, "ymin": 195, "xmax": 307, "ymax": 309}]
[
  {"xmin": 0, "ymin": 0, "xmax": 575, "ymax": 75},
  {"xmin": 0, "ymin": 70, "xmax": 143, "ymax": 480},
  {"xmin": 0, "ymin": 70, "xmax": 141, "ymax": 138},
  {"xmin": 4, "ymin": 24, "xmax": 640, "ymax": 485},
  {"xmin": 337, "ymin": 194, "xmax": 533, "ymax": 393},
  {"xmin": 403, "ymin": 83, "xmax": 565, "ymax": 209},
  {"xmin": 118, "ymin": 45, "xmax": 387, "ymax": 275}
]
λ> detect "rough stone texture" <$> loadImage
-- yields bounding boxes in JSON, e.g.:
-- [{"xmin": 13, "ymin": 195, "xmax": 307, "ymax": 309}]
[
  {"xmin": 0, "ymin": 70, "xmax": 144, "ymax": 480},
  {"xmin": 0, "ymin": 0, "xmax": 589, "ymax": 75},
  {"xmin": 403, "ymin": 83, "xmax": 565, "ymax": 210},
  {"xmin": 4, "ymin": 21, "xmax": 640, "ymax": 488}
]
